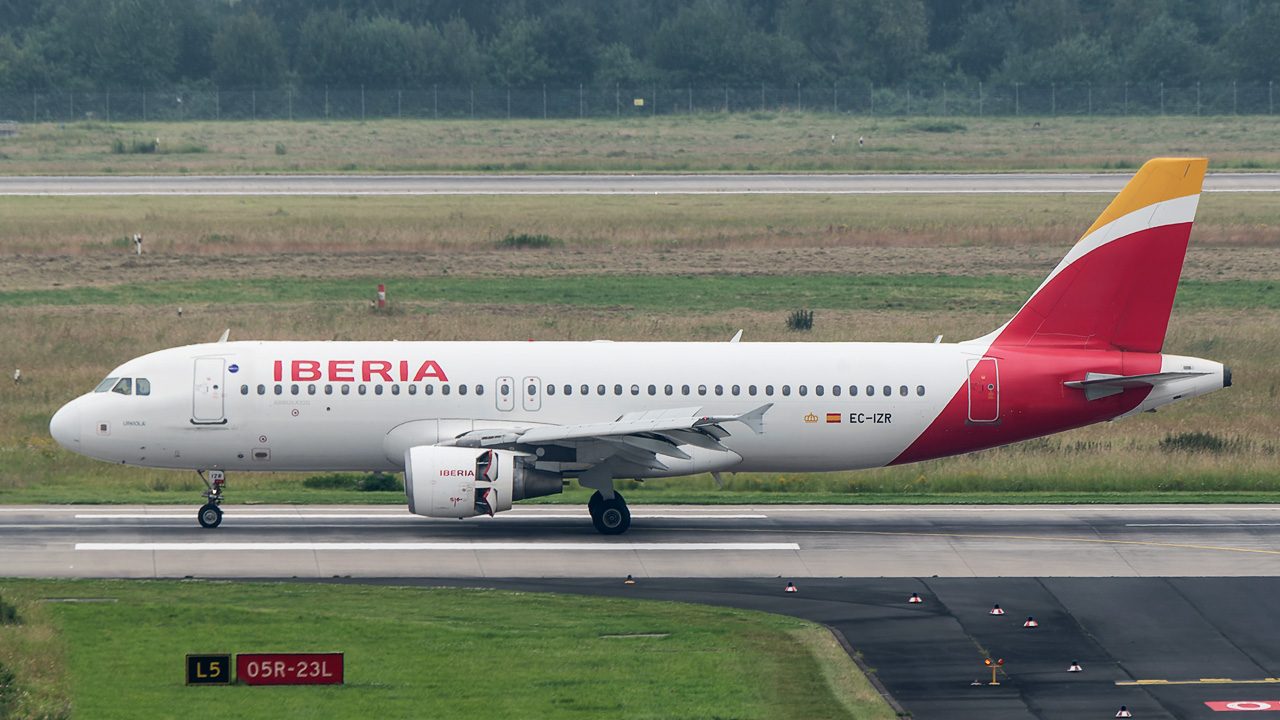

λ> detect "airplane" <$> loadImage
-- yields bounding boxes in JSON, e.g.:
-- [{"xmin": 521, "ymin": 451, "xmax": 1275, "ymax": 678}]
[{"xmin": 48, "ymin": 158, "xmax": 1230, "ymax": 534}]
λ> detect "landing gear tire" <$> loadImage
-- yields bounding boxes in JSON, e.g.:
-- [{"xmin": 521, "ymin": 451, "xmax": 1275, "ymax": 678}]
[
  {"xmin": 590, "ymin": 492, "xmax": 630, "ymax": 535},
  {"xmin": 198, "ymin": 503, "xmax": 223, "ymax": 529}
]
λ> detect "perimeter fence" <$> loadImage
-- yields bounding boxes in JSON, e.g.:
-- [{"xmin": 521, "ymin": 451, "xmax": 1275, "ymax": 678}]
[{"xmin": 1, "ymin": 82, "xmax": 1276, "ymax": 123}]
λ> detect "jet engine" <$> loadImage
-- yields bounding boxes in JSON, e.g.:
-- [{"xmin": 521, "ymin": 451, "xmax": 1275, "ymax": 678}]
[{"xmin": 403, "ymin": 446, "xmax": 562, "ymax": 519}]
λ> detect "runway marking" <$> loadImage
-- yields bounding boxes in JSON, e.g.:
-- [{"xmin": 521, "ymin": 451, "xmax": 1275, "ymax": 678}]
[
  {"xmin": 74, "ymin": 542, "xmax": 799, "ymax": 552},
  {"xmin": 1117, "ymin": 678, "xmax": 1280, "ymax": 686},
  {"xmin": 1126, "ymin": 523, "xmax": 1280, "ymax": 527},
  {"xmin": 661, "ymin": 526, "xmax": 1280, "ymax": 557},
  {"xmin": 74, "ymin": 509, "xmax": 762, "ymax": 515}
]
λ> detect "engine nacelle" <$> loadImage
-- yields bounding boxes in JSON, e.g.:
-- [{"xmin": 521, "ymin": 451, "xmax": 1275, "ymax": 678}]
[{"xmin": 403, "ymin": 446, "xmax": 562, "ymax": 519}]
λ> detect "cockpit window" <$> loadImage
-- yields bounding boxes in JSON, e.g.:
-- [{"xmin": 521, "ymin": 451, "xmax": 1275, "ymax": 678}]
[
  {"xmin": 94, "ymin": 377, "xmax": 119, "ymax": 393},
  {"xmin": 136, "ymin": 378, "xmax": 151, "ymax": 396},
  {"xmin": 111, "ymin": 378, "xmax": 133, "ymax": 396}
]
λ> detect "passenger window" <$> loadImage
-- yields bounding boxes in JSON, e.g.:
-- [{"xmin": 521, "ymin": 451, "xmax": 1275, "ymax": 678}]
[
  {"xmin": 112, "ymin": 378, "xmax": 132, "ymax": 395},
  {"xmin": 782, "ymin": 385, "xmax": 791, "ymax": 396},
  {"xmin": 374, "ymin": 385, "xmax": 383, "ymax": 396},
  {"xmin": 341, "ymin": 384, "xmax": 350, "ymax": 395},
  {"xmin": 564, "ymin": 385, "xmax": 573, "ymax": 396},
  {"xmin": 614, "ymin": 384, "xmax": 623, "ymax": 396},
  {"xmin": 424, "ymin": 384, "xmax": 433, "ymax": 396},
  {"xmin": 460, "ymin": 384, "xmax": 469, "ymax": 396},
  {"xmin": 714, "ymin": 385, "xmax": 723, "ymax": 396},
  {"xmin": 630, "ymin": 384, "xmax": 639, "ymax": 395},
  {"xmin": 408, "ymin": 384, "xmax": 417, "ymax": 396},
  {"xmin": 798, "ymin": 385, "xmax": 808, "ymax": 396},
  {"xmin": 900, "ymin": 385, "xmax": 908, "ymax": 397},
  {"xmin": 442, "ymin": 384, "xmax": 451, "ymax": 395},
  {"xmin": 749, "ymin": 385, "xmax": 757, "ymax": 396},
  {"xmin": 883, "ymin": 385, "xmax": 892, "ymax": 397},
  {"xmin": 833, "ymin": 385, "xmax": 841, "ymax": 397},
  {"xmin": 849, "ymin": 385, "xmax": 858, "ymax": 397},
  {"xmin": 94, "ymin": 377, "xmax": 119, "ymax": 393},
  {"xmin": 308, "ymin": 384, "xmax": 317, "ymax": 395},
  {"xmin": 866, "ymin": 386, "xmax": 874, "ymax": 397},
  {"xmin": 136, "ymin": 378, "xmax": 151, "ymax": 396},
  {"xmin": 358, "ymin": 385, "xmax": 367, "ymax": 395},
  {"xmin": 765, "ymin": 385, "xmax": 774, "ymax": 396},
  {"xmin": 257, "ymin": 384, "xmax": 266, "ymax": 395},
  {"xmin": 240, "ymin": 385, "xmax": 249, "ymax": 395},
  {"xmin": 917, "ymin": 385, "xmax": 926, "ymax": 397},
  {"xmin": 732, "ymin": 385, "xmax": 740, "ymax": 396},
  {"xmin": 274, "ymin": 384, "xmax": 283, "ymax": 395},
  {"xmin": 648, "ymin": 384, "xmax": 656, "ymax": 396},
  {"xmin": 325, "ymin": 384, "xmax": 333, "ymax": 395},
  {"xmin": 501, "ymin": 382, "xmax": 510, "ymax": 395},
  {"xmin": 547, "ymin": 384, "xmax": 555, "ymax": 396},
  {"xmin": 682, "ymin": 385, "xmax": 690, "ymax": 396},
  {"xmin": 665, "ymin": 385, "xmax": 673, "ymax": 396},
  {"xmin": 290, "ymin": 384, "xmax": 299, "ymax": 396},
  {"xmin": 475, "ymin": 384, "xmax": 484, "ymax": 396},
  {"xmin": 391, "ymin": 384, "xmax": 400, "ymax": 396},
  {"xmin": 597, "ymin": 384, "xmax": 606, "ymax": 396},
  {"xmin": 698, "ymin": 384, "xmax": 707, "ymax": 396}
]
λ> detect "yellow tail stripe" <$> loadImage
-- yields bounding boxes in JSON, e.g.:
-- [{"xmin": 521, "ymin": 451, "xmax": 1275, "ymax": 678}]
[{"xmin": 1080, "ymin": 157, "xmax": 1208, "ymax": 240}]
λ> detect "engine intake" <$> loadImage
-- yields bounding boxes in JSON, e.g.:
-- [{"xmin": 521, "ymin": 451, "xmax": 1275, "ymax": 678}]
[{"xmin": 404, "ymin": 446, "xmax": 561, "ymax": 518}]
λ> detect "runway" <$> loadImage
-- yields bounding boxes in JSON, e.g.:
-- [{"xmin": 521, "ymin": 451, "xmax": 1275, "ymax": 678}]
[
  {"xmin": 1, "ymin": 171, "xmax": 1278, "ymax": 195},
  {"xmin": 7, "ymin": 503, "xmax": 1280, "ymax": 719},
  {"xmin": 6, "ymin": 503, "xmax": 1280, "ymax": 579}
]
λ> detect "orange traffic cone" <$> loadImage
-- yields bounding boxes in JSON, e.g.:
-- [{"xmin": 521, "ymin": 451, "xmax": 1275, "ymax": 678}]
[
  {"xmin": 908, "ymin": 592, "xmax": 922, "ymax": 603},
  {"xmin": 784, "ymin": 582, "xmax": 798, "ymax": 593},
  {"xmin": 1023, "ymin": 616, "xmax": 1038, "ymax": 627},
  {"xmin": 624, "ymin": 574, "xmax": 635, "ymax": 584},
  {"xmin": 1068, "ymin": 661, "xmax": 1082, "ymax": 673},
  {"xmin": 989, "ymin": 604, "xmax": 1005, "ymax": 615},
  {"xmin": 1116, "ymin": 706, "xmax": 1132, "ymax": 718}
]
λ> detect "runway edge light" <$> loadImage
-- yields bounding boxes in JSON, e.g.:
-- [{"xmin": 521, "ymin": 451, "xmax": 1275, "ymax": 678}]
[
  {"xmin": 1023, "ymin": 616, "xmax": 1038, "ymax": 627},
  {"xmin": 624, "ymin": 574, "xmax": 635, "ymax": 584},
  {"xmin": 990, "ymin": 604, "xmax": 1005, "ymax": 615},
  {"xmin": 908, "ymin": 592, "xmax": 922, "ymax": 603},
  {"xmin": 1068, "ymin": 661, "xmax": 1082, "ymax": 673},
  {"xmin": 1116, "ymin": 706, "xmax": 1132, "ymax": 718},
  {"xmin": 784, "ymin": 582, "xmax": 798, "ymax": 594}
]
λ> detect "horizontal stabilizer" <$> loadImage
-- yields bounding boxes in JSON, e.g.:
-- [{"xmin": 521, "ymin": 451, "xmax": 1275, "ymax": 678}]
[{"xmin": 1064, "ymin": 371, "xmax": 1210, "ymax": 401}]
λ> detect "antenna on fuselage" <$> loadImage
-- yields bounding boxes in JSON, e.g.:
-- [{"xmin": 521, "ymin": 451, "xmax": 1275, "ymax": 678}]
[
  {"xmin": 730, "ymin": 330, "xmax": 743, "ymax": 343},
  {"xmin": 933, "ymin": 335, "xmax": 943, "ymax": 344},
  {"xmin": 216, "ymin": 329, "xmax": 230, "ymax": 343}
]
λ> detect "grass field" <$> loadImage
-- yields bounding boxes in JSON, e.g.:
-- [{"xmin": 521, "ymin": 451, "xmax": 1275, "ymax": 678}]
[
  {"xmin": 0, "ymin": 580, "xmax": 894, "ymax": 720},
  {"xmin": 2, "ymin": 114, "xmax": 1280, "ymax": 174}
]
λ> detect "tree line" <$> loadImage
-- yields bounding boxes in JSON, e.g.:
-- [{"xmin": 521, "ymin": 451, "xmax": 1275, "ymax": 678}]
[{"xmin": 0, "ymin": 0, "xmax": 1276, "ymax": 91}]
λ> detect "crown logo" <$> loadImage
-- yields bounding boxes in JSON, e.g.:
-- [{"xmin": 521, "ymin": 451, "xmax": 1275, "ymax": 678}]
[{"xmin": 803, "ymin": 413, "xmax": 819, "ymax": 423}]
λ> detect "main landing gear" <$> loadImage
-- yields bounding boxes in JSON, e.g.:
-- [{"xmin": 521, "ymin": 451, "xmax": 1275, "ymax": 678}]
[
  {"xmin": 588, "ymin": 490, "xmax": 630, "ymax": 535},
  {"xmin": 197, "ymin": 469, "xmax": 225, "ymax": 529}
]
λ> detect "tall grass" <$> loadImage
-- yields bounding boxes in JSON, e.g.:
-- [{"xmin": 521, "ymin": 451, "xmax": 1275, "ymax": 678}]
[{"xmin": 5, "ymin": 115, "xmax": 1280, "ymax": 174}]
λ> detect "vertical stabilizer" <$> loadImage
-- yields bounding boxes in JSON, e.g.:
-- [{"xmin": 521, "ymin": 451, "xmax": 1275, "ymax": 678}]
[{"xmin": 981, "ymin": 158, "xmax": 1207, "ymax": 353}]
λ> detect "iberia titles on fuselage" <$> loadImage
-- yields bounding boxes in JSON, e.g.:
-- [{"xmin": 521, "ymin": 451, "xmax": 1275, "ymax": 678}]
[{"xmin": 48, "ymin": 158, "xmax": 1231, "ymax": 534}]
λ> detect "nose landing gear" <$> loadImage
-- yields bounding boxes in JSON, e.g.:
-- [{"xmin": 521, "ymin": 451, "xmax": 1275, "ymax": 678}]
[{"xmin": 197, "ymin": 469, "xmax": 225, "ymax": 528}]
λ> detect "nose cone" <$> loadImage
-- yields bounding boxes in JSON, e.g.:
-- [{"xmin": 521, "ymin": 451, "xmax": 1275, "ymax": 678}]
[{"xmin": 50, "ymin": 402, "xmax": 81, "ymax": 451}]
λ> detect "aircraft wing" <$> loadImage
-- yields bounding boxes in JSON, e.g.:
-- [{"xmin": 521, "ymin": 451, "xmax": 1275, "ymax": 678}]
[{"xmin": 447, "ymin": 404, "xmax": 773, "ymax": 471}]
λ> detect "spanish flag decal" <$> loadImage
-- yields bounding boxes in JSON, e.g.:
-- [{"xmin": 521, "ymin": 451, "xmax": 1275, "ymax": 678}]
[{"xmin": 826, "ymin": 413, "xmax": 841, "ymax": 423}]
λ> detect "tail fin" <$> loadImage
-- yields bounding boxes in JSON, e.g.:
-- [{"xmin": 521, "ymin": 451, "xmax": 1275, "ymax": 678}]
[{"xmin": 980, "ymin": 158, "xmax": 1207, "ymax": 353}]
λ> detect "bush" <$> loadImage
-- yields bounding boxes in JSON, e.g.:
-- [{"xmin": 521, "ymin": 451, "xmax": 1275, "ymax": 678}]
[
  {"xmin": 785, "ymin": 309, "xmax": 814, "ymax": 331},
  {"xmin": 1159, "ymin": 431, "xmax": 1236, "ymax": 453},
  {"xmin": 111, "ymin": 138, "xmax": 155, "ymax": 154},
  {"xmin": 500, "ymin": 233, "xmax": 562, "ymax": 249},
  {"xmin": 0, "ymin": 594, "xmax": 19, "ymax": 625},
  {"xmin": 275, "ymin": 142, "xmax": 287, "ymax": 155},
  {"xmin": 302, "ymin": 473, "xmax": 403, "ymax": 492}
]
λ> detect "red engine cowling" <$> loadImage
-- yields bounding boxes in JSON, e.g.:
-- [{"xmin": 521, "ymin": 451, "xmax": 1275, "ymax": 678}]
[{"xmin": 403, "ymin": 446, "xmax": 561, "ymax": 518}]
